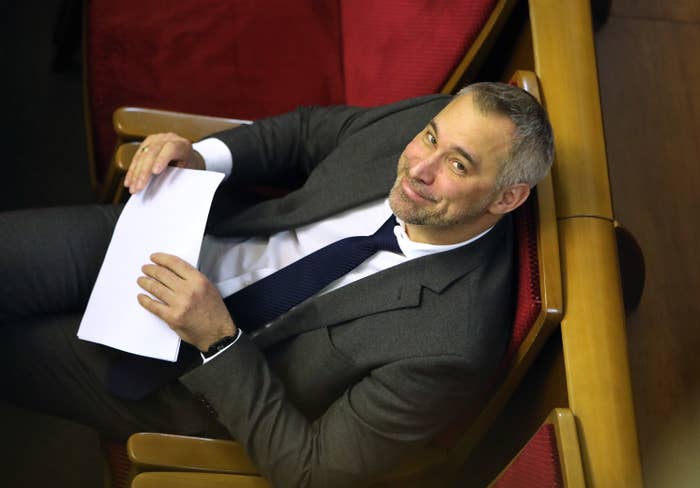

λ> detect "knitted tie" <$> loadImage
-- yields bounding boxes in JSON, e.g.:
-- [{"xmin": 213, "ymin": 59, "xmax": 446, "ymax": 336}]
[
  {"xmin": 225, "ymin": 215, "xmax": 401, "ymax": 331},
  {"xmin": 107, "ymin": 215, "xmax": 400, "ymax": 400}
]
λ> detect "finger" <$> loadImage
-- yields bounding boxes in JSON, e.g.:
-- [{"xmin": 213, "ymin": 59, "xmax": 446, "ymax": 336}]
[
  {"xmin": 136, "ymin": 276, "xmax": 174, "ymax": 304},
  {"xmin": 125, "ymin": 134, "xmax": 194, "ymax": 192},
  {"xmin": 137, "ymin": 293, "xmax": 171, "ymax": 321},
  {"xmin": 125, "ymin": 145, "xmax": 152, "ymax": 192},
  {"xmin": 124, "ymin": 142, "xmax": 149, "ymax": 187},
  {"xmin": 150, "ymin": 252, "xmax": 197, "ymax": 279},
  {"xmin": 141, "ymin": 263, "xmax": 182, "ymax": 291},
  {"xmin": 152, "ymin": 139, "xmax": 187, "ymax": 174},
  {"xmin": 130, "ymin": 141, "xmax": 161, "ymax": 193},
  {"xmin": 129, "ymin": 133, "xmax": 170, "ymax": 193}
]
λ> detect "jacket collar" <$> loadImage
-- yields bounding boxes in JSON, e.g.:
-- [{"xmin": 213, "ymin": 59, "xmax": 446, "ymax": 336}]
[{"xmin": 251, "ymin": 214, "xmax": 511, "ymax": 348}]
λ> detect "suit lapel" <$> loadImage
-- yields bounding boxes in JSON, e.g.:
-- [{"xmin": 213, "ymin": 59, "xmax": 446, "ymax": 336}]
[{"xmin": 250, "ymin": 216, "xmax": 508, "ymax": 349}]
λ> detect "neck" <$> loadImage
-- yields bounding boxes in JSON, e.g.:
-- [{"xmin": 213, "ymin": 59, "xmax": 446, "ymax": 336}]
[{"xmin": 404, "ymin": 215, "xmax": 500, "ymax": 245}]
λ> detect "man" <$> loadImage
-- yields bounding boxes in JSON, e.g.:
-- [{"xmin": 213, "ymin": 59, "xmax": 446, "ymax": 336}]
[{"xmin": 0, "ymin": 82, "xmax": 553, "ymax": 487}]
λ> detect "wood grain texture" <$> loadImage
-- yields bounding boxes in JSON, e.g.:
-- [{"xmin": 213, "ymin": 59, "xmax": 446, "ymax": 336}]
[
  {"xmin": 611, "ymin": 0, "xmax": 700, "ymax": 22},
  {"xmin": 529, "ymin": 2, "xmax": 643, "ymax": 486},
  {"xmin": 596, "ymin": 15, "xmax": 700, "ymax": 488}
]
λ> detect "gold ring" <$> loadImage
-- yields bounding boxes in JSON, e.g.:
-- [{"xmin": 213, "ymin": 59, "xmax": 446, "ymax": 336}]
[{"xmin": 140, "ymin": 145, "xmax": 150, "ymax": 153}]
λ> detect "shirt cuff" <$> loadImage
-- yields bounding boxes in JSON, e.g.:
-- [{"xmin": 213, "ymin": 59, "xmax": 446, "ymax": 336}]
[
  {"xmin": 200, "ymin": 328, "xmax": 243, "ymax": 364},
  {"xmin": 192, "ymin": 138, "xmax": 233, "ymax": 178}
]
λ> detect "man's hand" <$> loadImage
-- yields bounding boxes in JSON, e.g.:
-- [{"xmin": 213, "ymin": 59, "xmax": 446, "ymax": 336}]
[
  {"xmin": 124, "ymin": 133, "xmax": 206, "ymax": 194},
  {"xmin": 136, "ymin": 253, "xmax": 236, "ymax": 352}
]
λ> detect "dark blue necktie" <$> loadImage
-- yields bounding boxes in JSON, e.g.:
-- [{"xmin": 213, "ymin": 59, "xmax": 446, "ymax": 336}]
[
  {"xmin": 225, "ymin": 214, "xmax": 401, "ymax": 331},
  {"xmin": 107, "ymin": 214, "xmax": 400, "ymax": 399}
]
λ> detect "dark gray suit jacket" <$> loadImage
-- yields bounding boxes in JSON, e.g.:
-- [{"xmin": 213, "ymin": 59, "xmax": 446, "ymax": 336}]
[{"xmin": 180, "ymin": 95, "xmax": 516, "ymax": 487}]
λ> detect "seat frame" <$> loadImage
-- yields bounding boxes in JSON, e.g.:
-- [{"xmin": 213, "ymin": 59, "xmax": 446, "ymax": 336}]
[
  {"xmin": 102, "ymin": 1, "xmax": 646, "ymax": 486},
  {"xmin": 110, "ymin": 69, "xmax": 562, "ymax": 488}
]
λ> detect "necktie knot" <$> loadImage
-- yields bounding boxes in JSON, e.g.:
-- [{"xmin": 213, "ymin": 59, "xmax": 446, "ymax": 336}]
[{"xmin": 362, "ymin": 215, "xmax": 401, "ymax": 254}]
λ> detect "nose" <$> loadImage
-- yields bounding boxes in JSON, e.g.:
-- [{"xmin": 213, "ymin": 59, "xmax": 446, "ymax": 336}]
[{"xmin": 408, "ymin": 152, "xmax": 440, "ymax": 184}]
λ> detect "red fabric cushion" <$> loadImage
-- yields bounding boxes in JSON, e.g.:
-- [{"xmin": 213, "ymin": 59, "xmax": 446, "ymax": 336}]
[
  {"xmin": 504, "ymin": 193, "xmax": 542, "ymax": 365},
  {"xmin": 87, "ymin": 1, "xmax": 499, "ymax": 181},
  {"xmin": 102, "ymin": 440, "xmax": 131, "ymax": 488},
  {"xmin": 492, "ymin": 424, "xmax": 564, "ymax": 488},
  {"xmin": 87, "ymin": 1, "xmax": 499, "ymax": 182},
  {"xmin": 341, "ymin": 0, "xmax": 497, "ymax": 106},
  {"xmin": 86, "ymin": 0, "xmax": 344, "ymax": 181}
]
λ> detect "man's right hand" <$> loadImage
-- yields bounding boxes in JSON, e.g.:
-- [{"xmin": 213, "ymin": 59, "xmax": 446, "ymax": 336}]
[{"xmin": 124, "ymin": 132, "xmax": 206, "ymax": 194}]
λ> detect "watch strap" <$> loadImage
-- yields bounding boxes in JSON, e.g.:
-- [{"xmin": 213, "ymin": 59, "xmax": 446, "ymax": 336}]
[{"xmin": 202, "ymin": 330, "xmax": 241, "ymax": 359}]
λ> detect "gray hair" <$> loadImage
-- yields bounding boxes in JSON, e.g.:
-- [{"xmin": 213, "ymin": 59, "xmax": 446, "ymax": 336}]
[{"xmin": 456, "ymin": 82, "xmax": 554, "ymax": 190}]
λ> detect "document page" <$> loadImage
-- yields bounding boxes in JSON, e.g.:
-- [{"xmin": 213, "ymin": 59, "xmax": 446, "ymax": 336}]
[{"xmin": 78, "ymin": 167, "xmax": 224, "ymax": 361}]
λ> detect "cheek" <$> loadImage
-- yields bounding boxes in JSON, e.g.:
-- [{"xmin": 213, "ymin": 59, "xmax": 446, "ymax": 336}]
[
  {"xmin": 403, "ymin": 139, "xmax": 425, "ymax": 161},
  {"xmin": 443, "ymin": 183, "xmax": 488, "ymax": 207}
]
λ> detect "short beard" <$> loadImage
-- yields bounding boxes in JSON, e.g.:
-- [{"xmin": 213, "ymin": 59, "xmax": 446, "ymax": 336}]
[{"xmin": 388, "ymin": 170, "xmax": 496, "ymax": 228}]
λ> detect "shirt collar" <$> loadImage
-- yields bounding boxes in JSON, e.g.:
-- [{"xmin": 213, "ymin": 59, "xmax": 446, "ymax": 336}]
[{"xmin": 393, "ymin": 217, "xmax": 493, "ymax": 260}]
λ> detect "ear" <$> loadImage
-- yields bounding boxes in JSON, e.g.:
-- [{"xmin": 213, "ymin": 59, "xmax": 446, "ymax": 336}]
[{"xmin": 488, "ymin": 183, "xmax": 531, "ymax": 215}]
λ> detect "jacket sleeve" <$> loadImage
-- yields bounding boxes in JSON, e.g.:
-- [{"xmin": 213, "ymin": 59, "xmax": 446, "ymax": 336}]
[
  {"xmin": 209, "ymin": 105, "xmax": 365, "ymax": 189},
  {"xmin": 179, "ymin": 334, "xmax": 480, "ymax": 488},
  {"xmin": 206, "ymin": 95, "xmax": 449, "ymax": 191}
]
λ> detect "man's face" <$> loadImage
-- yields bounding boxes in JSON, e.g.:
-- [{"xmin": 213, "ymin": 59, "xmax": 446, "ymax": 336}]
[{"xmin": 389, "ymin": 93, "xmax": 516, "ymax": 244}]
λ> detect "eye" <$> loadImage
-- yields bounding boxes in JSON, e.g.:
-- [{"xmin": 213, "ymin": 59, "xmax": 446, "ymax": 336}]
[
  {"xmin": 451, "ymin": 160, "xmax": 467, "ymax": 174},
  {"xmin": 425, "ymin": 132, "xmax": 437, "ymax": 146}
]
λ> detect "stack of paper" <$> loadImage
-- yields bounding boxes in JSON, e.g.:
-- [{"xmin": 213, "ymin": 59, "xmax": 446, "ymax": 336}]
[{"xmin": 78, "ymin": 167, "xmax": 224, "ymax": 361}]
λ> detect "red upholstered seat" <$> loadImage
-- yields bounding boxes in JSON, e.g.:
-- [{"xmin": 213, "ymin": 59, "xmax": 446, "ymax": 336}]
[
  {"xmin": 505, "ymin": 193, "xmax": 542, "ymax": 365},
  {"xmin": 341, "ymin": 0, "xmax": 497, "ymax": 106},
  {"xmin": 491, "ymin": 424, "xmax": 564, "ymax": 488},
  {"xmin": 85, "ymin": 0, "xmax": 497, "ymax": 184},
  {"xmin": 86, "ymin": 0, "xmax": 344, "ymax": 183},
  {"xmin": 102, "ymin": 439, "xmax": 132, "ymax": 488}
]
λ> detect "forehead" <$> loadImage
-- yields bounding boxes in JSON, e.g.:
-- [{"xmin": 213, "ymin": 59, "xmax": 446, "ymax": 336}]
[{"xmin": 433, "ymin": 93, "xmax": 515, "ymax": 170}]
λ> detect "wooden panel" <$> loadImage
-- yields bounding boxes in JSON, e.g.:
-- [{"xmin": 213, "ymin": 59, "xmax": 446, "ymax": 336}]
[
  {"xmin": 529, "ymin": 0, "xmax": 614, "ymax": 219},
  {"xmin": 611, "ymin": 0, "xmax": 700, "ymax": 22},
  {"xmin": 528, "ymin": 2, "xmax": 643, "ymax": 486},
  {"xmin": 595, "ymin": 16, "xmax": 700, "ymax": 488},
  {"xmin": 132, "ymin": 471, "xmax": 271, "ymax": 488},
  {"xmin": 557, "ymin": 217, "xmax": 641, "ymax": 487}
]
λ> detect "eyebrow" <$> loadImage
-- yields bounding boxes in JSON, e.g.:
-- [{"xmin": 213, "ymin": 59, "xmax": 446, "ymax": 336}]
[{"xmin": 429, "ymin": 119, "xmax": 480, "ymax": 169}]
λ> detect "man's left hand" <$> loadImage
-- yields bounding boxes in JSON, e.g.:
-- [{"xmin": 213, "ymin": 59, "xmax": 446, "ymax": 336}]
[{"xmin": 137, "ymin": 253, "xmax": 236, "ymax": 352}]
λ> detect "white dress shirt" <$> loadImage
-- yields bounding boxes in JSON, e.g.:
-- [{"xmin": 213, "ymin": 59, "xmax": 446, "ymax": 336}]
[{"xmin": 191, "ymin": 138, "xmax": 491, "ymax": 361}]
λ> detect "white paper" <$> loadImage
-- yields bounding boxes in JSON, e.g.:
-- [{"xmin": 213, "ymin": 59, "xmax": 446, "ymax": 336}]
[{"xmin": 78, "ymin": 167, "xmax": 225, "ymax": 361}]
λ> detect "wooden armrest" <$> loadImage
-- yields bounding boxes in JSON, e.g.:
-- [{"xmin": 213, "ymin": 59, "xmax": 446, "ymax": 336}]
[
  {"xmin": 549, "ymin": 408, "xmax": 586, "ymax": 486},
  {"xmin": 127, "ymin": 433, "xmax": 259, "ymax": 475},
  {"xmin": 131, "ymin": 471, "xmax": 271, "ymax": 488},
  {"xmin": 113, "ymin": 107, "xmax": 251, "ymax": 141},
  {"xmin": 115, "ymin": 142, "xmax": 140, "ymax": 172},
  {"xmin": 103, "ymin": 108, "xmax": 251, "ymax": 203}
]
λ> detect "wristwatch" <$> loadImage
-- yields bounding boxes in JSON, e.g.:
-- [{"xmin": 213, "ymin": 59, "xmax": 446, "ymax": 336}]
[{"xmin": 202, "ymin": 330, "xmax": 240, "ymax": 359}]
